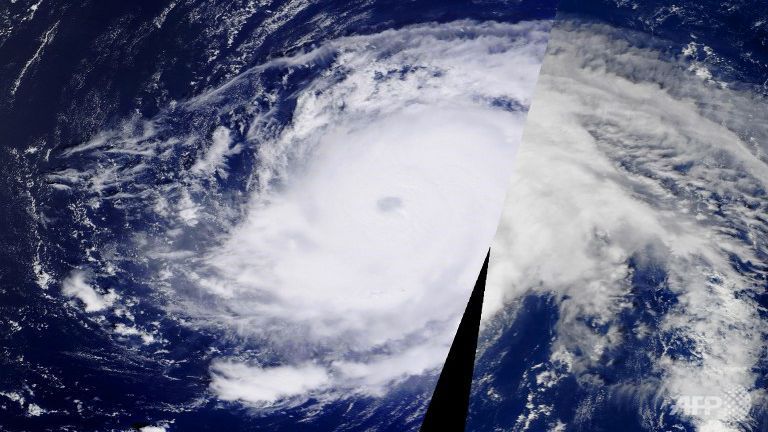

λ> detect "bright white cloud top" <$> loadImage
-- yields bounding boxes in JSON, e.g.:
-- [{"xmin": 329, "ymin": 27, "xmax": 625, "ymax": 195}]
[
  {"xmin": 50, "ymin": 20, "xmax": 551, "ymax": 409},
  {"xmin": 198, "ymin": 21, "xmax": 548, "ymax": 406}
]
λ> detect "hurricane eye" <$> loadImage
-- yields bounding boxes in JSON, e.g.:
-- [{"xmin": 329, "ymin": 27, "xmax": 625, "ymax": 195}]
[{"xmin": 376, "ymin": 196, "xmax": 403, "ymax": 212}]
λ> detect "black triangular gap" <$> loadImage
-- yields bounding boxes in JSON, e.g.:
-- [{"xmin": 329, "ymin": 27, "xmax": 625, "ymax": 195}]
[{"xmin": 420, "ymin": 249, "xmax": 489, "ymax": 431}]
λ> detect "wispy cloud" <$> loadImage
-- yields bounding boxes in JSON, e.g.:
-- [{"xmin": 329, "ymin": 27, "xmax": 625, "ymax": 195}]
[
  {"xmin": 482, "ymin": 21, "xmax": 767, "ymax": 431},
  {"xmin": 210, "ymin": 362, "xmax": 331, "ymax": 407}
]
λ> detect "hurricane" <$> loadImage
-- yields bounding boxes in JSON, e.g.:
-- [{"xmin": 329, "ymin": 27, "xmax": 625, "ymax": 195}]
[
  {"xmin": 3, "ymin": 0, "xmax": 766, "ymax": 431},
  {"xmin": 1, "ymin": 3, "xmax": 553, "ymax": 428}
]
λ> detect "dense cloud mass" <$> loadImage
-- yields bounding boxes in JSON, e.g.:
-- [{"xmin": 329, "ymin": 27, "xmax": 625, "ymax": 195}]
[
  {"xmin": 198, "ymin": 20, "xmax": 548, "ymax": 407},
  {"xmin": 48, "ymin": 20, "xmax": 551, "ymax": 409},
  {"xmin": 481, "ymin": 21, "xmax": 767, "ymax": 432}
]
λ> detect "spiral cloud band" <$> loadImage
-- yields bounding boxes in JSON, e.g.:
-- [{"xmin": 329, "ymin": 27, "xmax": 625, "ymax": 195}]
[{"xmin": 49, "ymin": 20, "xmax": 551, "ymax": 409}]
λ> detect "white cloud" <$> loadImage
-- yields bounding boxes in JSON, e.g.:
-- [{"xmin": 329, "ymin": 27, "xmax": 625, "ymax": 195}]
[
  {"xmin": 61, "ymin": 270, "xmax": 117, "ymax": 313},
  {"xmin": 483, "ymin": 21, "xmax": 767, "ymax": 430},
  {"xmin": 191, "ymin": 126, "xmax": 242, "ymax": 178},
  {"xmin": 139, "ymin": 426, "xmax": 167, "ymax": 432},
  {"xmin": 113, "ymin": 323, "xmax": 155, "ymax": 345},
  {"xmin": 207, "ymin": 105, "xmax": 517, "ymax": 340},
  {"xmin": 27, "ymin": 403, "xmax": 44, "ymax": 417},
  {"xmin": 210, "ymin": 361, "xmax": 330, "ymax": 407},
  {"xmin": 331, "ymin": 341, "xmax": 454, "ymax": 396}
]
